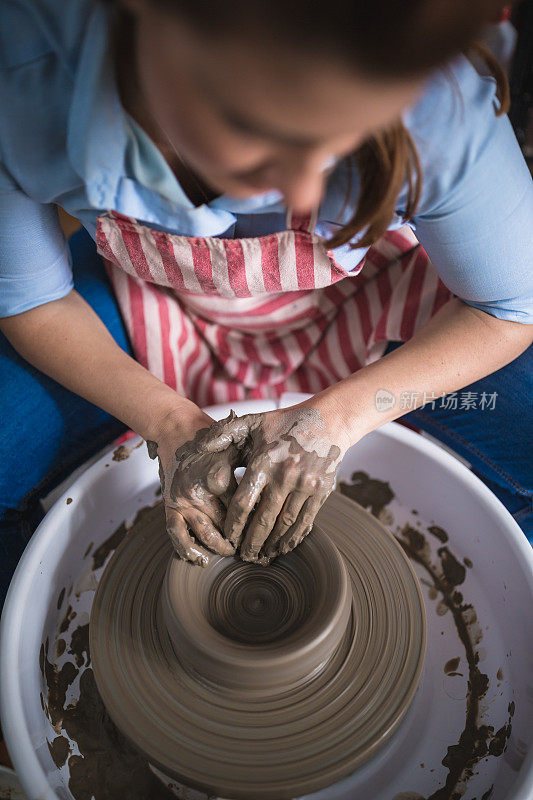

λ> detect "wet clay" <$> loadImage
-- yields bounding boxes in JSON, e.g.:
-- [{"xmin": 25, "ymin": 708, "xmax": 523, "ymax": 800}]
[
  {"xmin": 47, "ymin": 735, "xmax": 70, "ymax": 769},
  {"xmin": 112, "ymin": 445, "xmax": 130, "ymax": 462},
  {"xmin": 338, "ymin": 470, "xmax": 394, "ymax": 517},
  {"xmin": 40, "ymin": 638, "xmax": 78, "ymax": 730},
  {"xmin": 112, "ymin": 440, "xmax": 143, "ymax": 462},
  {"xmin": 428, "ymin": 525, "xmax": 449, "ymax": 544},
  {"xmin": 219, "ymin": 408, "xmax": 343, "ymax": 562},
  {"xmin": 42, "ymin": 659, "xmax": 176, "ymax": 800},
  {"xmin": 89, "ymin": 492, "xmax": 426, "ymax": 800},
  {"xmin": 338, "ymin": 475, "xmax": 513, "ymax": 800},
  {"xmin": 147, "ymin": 412, "xmax": 241, "ymax": 566},
  {"xmin": 395, "ymin": 525, "xmax": 513, "ymax": 800},
  {"xmin": 444, "ymin": 657, "xmax": 461, "ymax": 675},
  {"xmin": 161, "ymin": 524, "xmax": 352, "ymax": 693},
  {"xmin": 69, "ymin": 623, "xmax": 90, "ymax": 668},
  {"xmin": 41, "ymin": 471, "xmax": 513, "ymax": 800},
  {"xmin": 150, "ymin": 408, "xmax": 343, "ymax": 567},
  {"xmin": 58, "ymin": 605, "xmax": 76, "ymax": 635},
  {"xmin": 91, "ymin": 523, "xmax": 128, "ymax": 571}
]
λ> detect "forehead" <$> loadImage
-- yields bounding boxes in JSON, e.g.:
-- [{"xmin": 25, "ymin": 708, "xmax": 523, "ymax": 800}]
[{"xmin": 153, "ymin": 15, "xmax": 425, "ymax": 140}]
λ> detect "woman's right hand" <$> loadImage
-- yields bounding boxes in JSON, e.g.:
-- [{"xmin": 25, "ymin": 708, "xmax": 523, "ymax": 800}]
[{"xmin": 147, "ymin": 408, "xmax": 244, "ymax": 566}]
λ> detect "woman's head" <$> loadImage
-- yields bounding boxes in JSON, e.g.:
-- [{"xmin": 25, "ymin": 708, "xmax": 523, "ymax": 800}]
[{"xmin": 115, "ymin": 0, "xmax": 507, "ymax": 236}]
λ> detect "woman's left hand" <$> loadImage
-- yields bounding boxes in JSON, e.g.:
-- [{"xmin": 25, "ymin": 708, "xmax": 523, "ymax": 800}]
[{"xmin": 203, "ymin": 405, "xmax": 350, "ymax": 564}]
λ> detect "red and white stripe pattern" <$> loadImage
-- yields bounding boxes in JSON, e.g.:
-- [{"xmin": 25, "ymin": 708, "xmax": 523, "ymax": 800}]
[
  {"xmin": 96, "ymin": 211, "xmax": 452, "ymax": 407},
  {"xmin": 96, "ymin": 210, "xmax": 352, "ymax": 299}
]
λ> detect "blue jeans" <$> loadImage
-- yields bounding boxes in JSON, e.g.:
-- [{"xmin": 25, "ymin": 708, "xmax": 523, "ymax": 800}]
[{"xmin": 1, "ymin": 228, "xmax": 531, "ymax": 608}]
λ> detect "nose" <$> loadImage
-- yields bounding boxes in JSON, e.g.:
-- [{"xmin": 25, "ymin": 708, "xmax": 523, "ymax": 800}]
[{"xmin": 271, "ymin": 149, "xmax": 331, "ymax": 212}]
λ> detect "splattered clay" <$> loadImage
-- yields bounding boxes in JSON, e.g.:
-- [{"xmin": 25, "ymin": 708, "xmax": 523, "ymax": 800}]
[
  {"xmin": 340, "ymin": 473, "xmax": 514, "ymax": 800},
  {"xmin": 40, "ymin": 472, "xmax": 514, "ymax": 800}
]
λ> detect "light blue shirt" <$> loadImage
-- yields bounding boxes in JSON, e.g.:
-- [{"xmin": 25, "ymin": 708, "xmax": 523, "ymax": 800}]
[{"xmin": 1, "ymin": 0, "xmax": 532, "ymax": 322}]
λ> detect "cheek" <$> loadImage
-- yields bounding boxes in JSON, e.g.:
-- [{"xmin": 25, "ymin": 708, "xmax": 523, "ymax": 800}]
[
  {"xmin": 136, "ymin": 34, "xmax": 269, "ymax": 175},
  {"xmin": 173, "ymin": 111, "xmax": 269, "ymax": 174}
]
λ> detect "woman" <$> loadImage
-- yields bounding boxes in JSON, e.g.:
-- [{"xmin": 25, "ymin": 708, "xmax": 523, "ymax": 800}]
[{"xmin": 0, "ymin": 0, "xmax": 532, "ymax": 596}]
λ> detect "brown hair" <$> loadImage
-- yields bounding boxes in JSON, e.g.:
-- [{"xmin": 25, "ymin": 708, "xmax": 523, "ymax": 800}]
[
  {"xmin": 328, "ymin": 43, "xmax": 510, "ymax": 250},
  {"xmin": 127, "ymin": 0, "xmax": 511, "ymax": 248}
]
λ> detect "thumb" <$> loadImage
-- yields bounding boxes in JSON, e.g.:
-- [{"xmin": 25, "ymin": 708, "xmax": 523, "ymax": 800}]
[
  {"xmin": 201, "ymin": 411, "xmax": 254, "ymax": 453},
  {"xmin": 205, "ymin": 446, "xmax": 241, "ymax": 496}
]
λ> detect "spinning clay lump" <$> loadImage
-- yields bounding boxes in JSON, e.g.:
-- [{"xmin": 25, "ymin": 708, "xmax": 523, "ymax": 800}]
[{"xmin": 89, "ymin": 491, "xmax": 426, "ymax": 800}]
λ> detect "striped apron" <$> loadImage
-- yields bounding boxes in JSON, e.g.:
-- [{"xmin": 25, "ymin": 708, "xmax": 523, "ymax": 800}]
[{"xmin": 95, "ymin": 209, "xmax": 453, "ymax": 407}]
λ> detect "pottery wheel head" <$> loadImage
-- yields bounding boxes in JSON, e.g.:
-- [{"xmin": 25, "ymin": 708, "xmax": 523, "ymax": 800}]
[
  {"xmin": 162, "ymin": 529, "xmax": 351, "ymax": 692},
  {"xmin": 90, "ymin": 492, "xmax": 426, "ymax": 800}
]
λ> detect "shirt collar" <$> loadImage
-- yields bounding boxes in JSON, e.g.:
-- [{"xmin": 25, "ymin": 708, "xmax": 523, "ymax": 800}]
[{"xmin": 66, "ymin": 4, "xmax": 285, "ymax": 235}]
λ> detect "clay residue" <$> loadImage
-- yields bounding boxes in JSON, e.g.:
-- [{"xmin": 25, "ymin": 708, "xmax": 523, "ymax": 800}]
[
  {"xmin": 337, "ymin": 472, "xmax": 512, "ymax": 800},
  {"xmin": 338, "ymin": 470, "xmax": 394, "ymax": 517},
  {"xmin": 496, "ymin": 667, "xmax": 504, "ymax": 681},
  {"xmin": 40, "ymin": 638, "xmax": 78, "ymax": 730},
  {"xmin": 91, "ymin": 524, "xmax": 128, "ymax": 571},
  {"xmin": 43, "ymin": 629, "xmax": 176, "ymax": 800},
  {"xmin": 69, "ymin": 623, "xmax": 90, "ymax": 668},
  {"xmin": 91, "ymin": 504, "xmax": 163, "ymax": 572},
  {"xmin": 112, "ymin": 440, "xmax": 143, "ymax": 462},
  {"xmin": 112, "ymin": 444, "xmax": 130, "ymax": 462},
  {"xmin": 444, "ymin": 657, "xmax": 460, "ymax": 675},
  {"xmin": 42, "ymin": 474, "xmax": 513, "ymax": 800},
  {"xmin": 58, "ymin": 604, "xmax": 76, "ymax": 635},
  {"xmin": 402, "ymin": 525, "xmax": 426, "ymax": 553},
  {"xmin": 41, "ymin": 503, "xmax": 183, "ymax": 800},
  {"xmin": 428, "ymin": 525, "xmax": 448, "ymax": 543},
  {"xmin": 488, "ymin": 722, "xmax": 512, "ymax": 757},
  {"xmin": 437, "ymin": 546, "xmax": 466, "ymax": 587},
  {"xmin": 47, "ymin": 735, "xmax": 70, "ymax": 768},
  {"xmin": 395, "ymin": 523, "xmax": 511, "ymax": 800}
]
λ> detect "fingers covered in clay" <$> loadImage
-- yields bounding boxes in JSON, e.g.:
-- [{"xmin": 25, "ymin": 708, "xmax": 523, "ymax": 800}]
[
  {"xmin": 223, "ymin": 406, "xmax": 346, "ymax": 565},
  {"xmin": 224, "ymin": 465, "xmax": 269, "ymax": 548},
  {"xmin": 181, "ymin": 508, "xmax": 235, "ymax": 557},
  {"xmin": 205, "ymin": 460, "xmax": 238, "ymax": 497},
  {"xmin": 165, "ymin": 506, "xmax": 210, "ymax": 566},
  {"xmin": 275, "ymin": 493, "xmax": 330, "ymax": 556},
  {"xmin": 262, "ymin": 491, "xmax": 309, "ymax": 557},
  {"xmin": 200, "ymin": 410, "xmax": 255, "ymax": 452},
  {"xmin": 150, "ymin": 411, "xmax": 251, "ymax": 564},
  {"xmin": 238, "ymin": 486, "xmax": 287, "ymax": 562}
]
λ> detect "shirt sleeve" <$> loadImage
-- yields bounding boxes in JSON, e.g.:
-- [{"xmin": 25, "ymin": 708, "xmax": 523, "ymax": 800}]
[
  {"xmin": 0, "ymin": 162, "xmax": 73, "ymax": 318},
  {"xmin": 403, "ymin": 56, "xmax": 533, "ymax": 324}
]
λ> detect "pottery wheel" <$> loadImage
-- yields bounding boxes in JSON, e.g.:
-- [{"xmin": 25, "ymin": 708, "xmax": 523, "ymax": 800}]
[{"xmin": 90, "ymin": 491, "xmax": 426, "ymax": 800}]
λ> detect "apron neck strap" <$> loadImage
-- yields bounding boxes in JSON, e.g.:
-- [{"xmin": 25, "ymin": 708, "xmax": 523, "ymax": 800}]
[{"xmin": 285, "ymin": 207, "xmax": 318, "ymax": 234}]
